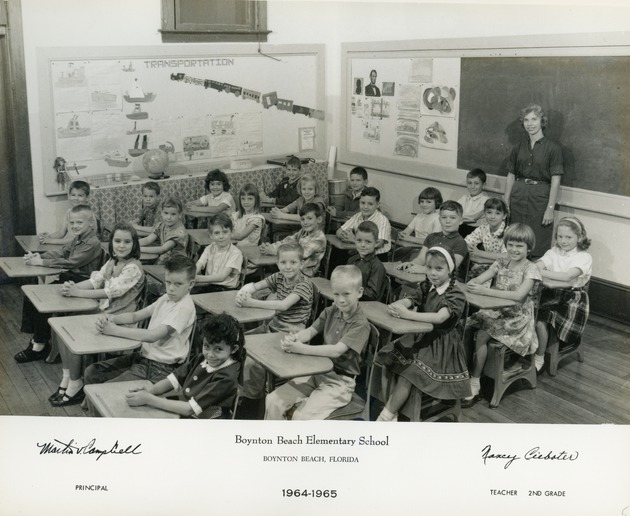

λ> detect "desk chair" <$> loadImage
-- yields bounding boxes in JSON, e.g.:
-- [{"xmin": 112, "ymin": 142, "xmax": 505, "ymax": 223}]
[
  {"xmin": 481, "ymin": 286, "xmax": 541, "ymax": 409},
  {"xmin": 316, "ymin": 240, "xmax": 333, "ymax": 279},
  {"xmin": 326, "ymin": 323, "xmax": 379, "ymax": 421},
  {"xmin": 185, "ymin": 233, "xmax": 199, "ymax": 260}
]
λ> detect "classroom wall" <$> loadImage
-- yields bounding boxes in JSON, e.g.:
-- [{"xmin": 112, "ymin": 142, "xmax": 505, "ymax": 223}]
[{"xmin": 20, "ymin": 0, "xmax": 630, "ymax": 285}]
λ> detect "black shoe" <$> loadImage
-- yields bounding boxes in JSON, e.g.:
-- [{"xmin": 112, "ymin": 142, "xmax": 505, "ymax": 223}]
[
  {"xmin": 461, "ymin": 395, "xmax": 481, "ymax": 409},
  {"xmin": 15, "ymin": 341, "xmax": 50, "ymax": 363},
  {"xmin": 50, "ymin": 387, "xmax": 85, "ymax": 407},
  {"xmin": 48, "ymin": 388, "xmax": 66, "ymax": 403}
]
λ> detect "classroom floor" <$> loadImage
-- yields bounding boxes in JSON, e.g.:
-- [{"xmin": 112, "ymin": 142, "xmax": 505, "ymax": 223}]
[{"xmin": 1, "ymin": 282, "xmax": 629, "ymax": 423}]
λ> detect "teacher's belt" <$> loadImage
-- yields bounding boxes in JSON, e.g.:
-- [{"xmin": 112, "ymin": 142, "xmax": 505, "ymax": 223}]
[{"xmin": 515, "ymin": 178, "xmax": 549, "ymax": 185}]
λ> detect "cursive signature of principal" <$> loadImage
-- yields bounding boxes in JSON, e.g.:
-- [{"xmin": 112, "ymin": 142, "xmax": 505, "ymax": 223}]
[
  {"xmin": 36, "ymin": 438, "xmax": 142, "ymax": 461},
  {"xmin": 481, "ymin": 444, "xmax": 579, "ymax": 470}
]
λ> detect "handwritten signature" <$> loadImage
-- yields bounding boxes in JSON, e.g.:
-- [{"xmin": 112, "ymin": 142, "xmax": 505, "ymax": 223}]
[
  {"xmin": 481, "ymin": 444, "xmax": 579, "ymax": 470},
  {"xmin": 36, "ymin": 438, "xmax": 142, "ymax": 461}
]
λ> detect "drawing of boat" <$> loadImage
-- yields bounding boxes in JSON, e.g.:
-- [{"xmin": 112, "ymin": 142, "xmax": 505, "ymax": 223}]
[
  {"xmin": 122, "ymin": 61, "xmax": 135, "ymax": 72},
  {"xmin": 105, "ymin": 153, "xmax": 131, "ymax": 167},
  {"xmin": 126, "ymin": 103, "xmax": 149, "ymax": 120},
  {"xmin": 91, "ymin": 91, "xmax": 117, "ymax": 104},
  {"xmin": 124, "ymin": 79, "xmax": 156, "ymax": 102},
  {"xmin": 129, "ymin": 134, "xmax": 148, "ymax": 157},
  {"xmin": 57, "ymin": 115, "xmax": 90, "ymax": 138},
  {"xmin": 126, "ymin": 121, "xmax": 151, "ymax": 135},
  {"xmin": 57, "ymin": 63, "xmax": 86, "ymax": 87}
]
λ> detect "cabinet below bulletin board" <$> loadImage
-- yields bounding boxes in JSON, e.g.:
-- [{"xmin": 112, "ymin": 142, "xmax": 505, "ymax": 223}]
[{"xmin": 37, "ymin": 44, "xmax": 325, "ymax": 196}]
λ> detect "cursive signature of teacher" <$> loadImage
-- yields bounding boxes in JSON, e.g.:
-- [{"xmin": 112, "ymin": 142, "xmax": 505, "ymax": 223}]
[
  {"xmin": 481, "ymin": 444, "xmax": 579, "ymax": 470},
  {"xmin": 36, "ymin": 438, "xmax": 142, "ymax": 461}
]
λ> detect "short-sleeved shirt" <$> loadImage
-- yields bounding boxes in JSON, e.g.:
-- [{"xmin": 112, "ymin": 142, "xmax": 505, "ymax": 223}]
[
  {"xmin": 265, "ymin": 271, "xmax": 313, "ymax": 326},
  {"xmin": 136, "ymin": 204, "xmax": 161, "ymax": 227},
  {"xmin": 406, "ymin": 212, "xmax": 441, "ymax": 240},
  {"xmin": 283, "ymin": 195, "xmax": 327, "ymax": 214},
  {"xmin": 196, "ymin": 243, "xmax": 243, "ymax": 288},
  {"xmin": 347, "ymin": 252, "xmax": 387, "ymax": 302},
  {"xmin": 311, "ymin": 304, "xmax": 370, "ymax": 376},
  {"xmin": 168, "ymin": 355, "xmax": 239, "ymax": 415},
  {"xmin": 199, "ymin": 191, "xmax": 235, "ymax": 214},
  {"xmin": 340, "ymin": 210, "xmax": 392, "ymax": 255},
  {"xmin": 506, "ymin": 136, "xmax": 564, "ymax": 182},
  {"xmin": 457, "ymin": 193, "xmax": 489, "ymax": 221},
  {"xmin": 141, "ymin": 293, "xmax": 196, "ymax": 364},
  {"xmin": 465, "ymin": 222, "xmax": 507, "ymax": 255},
  {"xmin": 153, "ymin": 221, "xmax": 188, "ymax": 263},
  {"xmin": 41, "ymin": 228, "xmax": 102, "ymax": 277},
  {"xmin": 274, "ymin": 228, "xmax": 326, "ymax": 277},
  {"xmin": 89, "ymin": 258, "xmax": 144, "ymax": 314},
  {"xmin": 538, "ymin": 247, "xmax": 592, "ymax": 288},
  {"xmin": 231, "ymin": 212, "xmax": 265, "ymax": 247},
  {"xmin": 424, "ymin": 231, "xmax": 469, "ymax": 262}
]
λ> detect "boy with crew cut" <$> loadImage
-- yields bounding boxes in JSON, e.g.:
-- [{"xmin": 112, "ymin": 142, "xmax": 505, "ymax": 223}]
[
  {"xmin": 83, "ymin": 255, "xmax": 197, "ymax": 389},
  {"xmin": 398, "ymin": 200, "xmax": 469, "ymax": 276},
  {"xmin": 16, "ymin": 204, "xmax": 103, "ymax": 364},
  {"xmin": 39, "ymin": 180, "xmax": 93, "ymax": 245},
  {"xmin": 336, "ymin": 186, "xmax": 391, "ymax": 256},
  {"xmin": 347, "ymin": 221, "xmax": 387, "ymax": 302},
  {"xmin": 260, "ymin": 156, "xmax": 303, "ymax": 207},
  {"xmin": 236, "ymin": 242, "xmax": 314, "ymax": 408},
  {"xmin": 457, "ymin": 168, "xmax": 489, "ymax": 237},
  {"xmin": 327, "ymin": 166, "xmax": 368, "ymax": 221},
  {"xmin": 133, "ymin": 181, "xmax": 161, "ymax": 236},
  {"xmin": 265, "ymin": 265, "xmax": 370, "ymax": 420}
]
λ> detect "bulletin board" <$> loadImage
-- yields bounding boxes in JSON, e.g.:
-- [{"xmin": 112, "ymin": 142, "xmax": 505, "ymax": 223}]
[
  {"xmin": 37, "ymin": 44, "xmax": 326, "ymax": 196},
  {"xmin": 340, "ymin": 33, "xmax": 630, "ymax": 208}
]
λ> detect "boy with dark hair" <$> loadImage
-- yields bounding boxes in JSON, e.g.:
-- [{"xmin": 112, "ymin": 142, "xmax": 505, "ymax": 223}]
[
  {"xmin": 347, "ymin": 221, "xmax": 387, "ymax": 302},
  {"xmin": 39, "ymin": 180, "xmax": 93, "ymax": 245},
  {"xmin": 260, "ymin": 156, "xmax": 303, "ymax": 207},
  {"xmin": 133, "ymin": 181, "xmax": 161, "ymax": 236},
  {"xmin": 457, "ymin": 168, "xmax": 489, "ymax": 237},
  {"xmin": 327, "ymin": 166, "xmax": 368, "ymax": 220}
]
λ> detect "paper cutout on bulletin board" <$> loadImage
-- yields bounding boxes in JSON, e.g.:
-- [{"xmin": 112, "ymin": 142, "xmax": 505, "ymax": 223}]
[
  {"xmin": 398, "ymin": 83, "xmax": 423, "ymax": 112},
  {"xmin": 419, "ymin": 117, "xmax": 457, "ymax": 151},
  {"xmin": 409, "ymin": 58, "xmax": 433, "ymax": 83},
  {"xmin": 362, "ymin": 120, "xmax": 381, "ymax": 143},
  {"xmin": 421, "ymin": 84, "xmax": 458, "ymax": 117}
]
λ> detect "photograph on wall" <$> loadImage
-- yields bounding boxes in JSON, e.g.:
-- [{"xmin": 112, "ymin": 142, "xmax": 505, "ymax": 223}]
[{"xmin": 353, "ymin": 76, "xmax": 364, "ymax": 95}]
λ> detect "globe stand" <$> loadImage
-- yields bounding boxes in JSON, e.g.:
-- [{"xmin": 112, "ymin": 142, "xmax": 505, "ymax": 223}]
[{"xmin": 147, "ymin": 172, "xmax": 170, "ymax": 180}]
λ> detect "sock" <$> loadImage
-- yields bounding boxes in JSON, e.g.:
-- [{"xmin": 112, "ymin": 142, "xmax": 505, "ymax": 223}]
[
  {"xmin": 468, "ymin": 377, "xmax": 481, "ymax": 398},
  {"xmin": 376, "ymin": 407, "xmax": 398, "ymax": 422},
  {"xmin": 535, "ymin": 355, "xmax": 545, "ymax": 371},
  {"xmin": 31, "ymin": 340, "xmax": 46, "ymax": 352},
  {"xmin": 65, "ymin": 378, "xmax": 84, "ymax": 398},
  {"xmin": 60, "ymin": 369, "xmax": 70, "ymax": 389}
]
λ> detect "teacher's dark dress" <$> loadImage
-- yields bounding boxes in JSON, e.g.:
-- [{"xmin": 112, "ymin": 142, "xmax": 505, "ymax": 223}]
[{"xmin": 507, "ymin": 136, "xmax": 563, "ymax": 257}]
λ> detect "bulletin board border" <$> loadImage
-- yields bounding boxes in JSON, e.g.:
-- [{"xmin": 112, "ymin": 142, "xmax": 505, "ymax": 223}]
[{"xmin": 339, "ymin": 31, "xmax": 630, "ymax": 220}]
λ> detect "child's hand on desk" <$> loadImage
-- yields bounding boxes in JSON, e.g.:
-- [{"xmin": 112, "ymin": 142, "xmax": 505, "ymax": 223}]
[
  {"xmin": 38, "ymin": 232, "xmax": 49, "ymax": 243},
  {"xmin": 387, "ymin": 301, "xmax": 410, "ymax": 319},
  {"xmin": 125, "ymin": 387, "xmax": 152, "ymax": 406},
  {"xmin": 259, "ymin": 243, "xmax": 273, "ymax": 255},
  {"xmin": 280, "ymin": 333, "xmax": 299, "ymax": 353},
  {"xmin": 61, "ymin": 281, "xmax": 77, "ymax": 296},
  {"xmin": 466, "ymin": 283, "xmax": 487, "ymax": 295},
  {"xmin": 337, "ymin": 229, "xmax": 350, "ymax": 242},
  {"xmin": 24, "ymin": 252, "xmax": 43, "ymax": 265},
  {"xmin": 270, "ymin": 207, "xmax": 283, "ymax": 217},
  {"xmin": 260, "ymin": 192, "xmax": 273, "ymax": 204},
  {"xmin": 95, "ymin": 315, "xmax": 115, "ymax": 335}
]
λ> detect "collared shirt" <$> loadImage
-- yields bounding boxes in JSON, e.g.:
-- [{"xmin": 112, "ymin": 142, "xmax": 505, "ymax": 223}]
[
  {"xmin": 347, "ymin": 251, "xmax": 387, "ymax": 302},
  {"xmin": 429, "ymin": 281, "xmax": 450, "ymax": 296},
  {"xmin": 465, "ymin": 221, "xmax": 507, "ymax": 255},
  {"xmin": 231, "ymin": 212, "xmax": 265, "ymax": 247},
  {"xmin": 89, "ymin": 258, "xmax": 144, "ymax": 313},
  {"xmin": 270, "ymin": 176, "xmax": 301, "ymax": 207},
  {"xmin": 265, "ymin": 271, "xmax": 313, "ymax": 325},
  {"xmin": 507, "ymin": 136, "xmax": 564, "ymax": 182},
  {"xmin": 311, "ymin": 303, "xmax": 370, "ymax": 376},
  {"xmin": 538, "ymin": 246, "xmax": 592, "ymax": 288},
  {"xmin": 406, "ymin": 212, "xmax": 441, "ymax": 241},
  {"xmin": 199, "ymin": 191, "xmax": 235, "ymax": 214},
  {"xmin": 283, "ymin": 195, "xmax": 327, "ymax": 215},
  {"xmin": 135, "ymin": 204, "xmax": 161, "ymax": 227},
  {"xmin": 153, "ymin": 221, "xmax": 187, "ymax": 263},
  {"xmin": 333, "ymin": 188, "xmax": 363, "ymax": 219},
  {"xmin": 274, "ymin": 228, "xmax": 326, "ymax": 277},
  {"xmin": 41, "ymin": 228, "xmax": 102, "ymax": 276},
  {"xmin": 340, "ymin": 210, "xmax": 392, "ymax": 255},
  {"xmin": 197, "ymin": 243, "xmax": 243, "ymax": 288},
  {"xmin": 457, "ymin": 193, "xmax": 489, "ymax": 221},
  {"xmin": 424, "ymin": 231, "xmax": 469, "ymax": 262}
]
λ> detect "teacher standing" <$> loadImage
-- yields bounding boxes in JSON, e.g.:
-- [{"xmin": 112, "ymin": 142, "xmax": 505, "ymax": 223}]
[{"xmin": 503, "ymin": 104, "xmax": 563, "ymax": 258}]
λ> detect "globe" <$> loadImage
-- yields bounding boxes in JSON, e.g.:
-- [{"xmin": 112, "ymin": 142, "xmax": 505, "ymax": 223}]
[{"xmin": 142, "ymin": 148, "xmax": 169, "ymax": 178}]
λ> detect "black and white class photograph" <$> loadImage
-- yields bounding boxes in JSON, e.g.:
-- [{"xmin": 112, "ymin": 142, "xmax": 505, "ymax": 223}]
[{"xmin": 0, "ymin": 0, "xmax": 628, "ymax": 515}]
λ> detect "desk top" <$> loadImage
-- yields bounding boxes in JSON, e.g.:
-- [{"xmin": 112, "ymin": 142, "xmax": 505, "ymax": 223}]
[
  {"xmin": 395, "ymin": 234, "xmax": 424, "ymax": 248},
  {"xmin": 245, "ymin": 332, "xmax": 333, "ymax": 381},
  {"xmin": 49, "ymin": 314, "xmax": 142, "ymax": 355},
  {"xmin": 383, "ymin": 261, "xmax": 426, "ymax": 285},
  {"xmin": 192, "ymin": 290, "xmax": 276, "ymax": 324},
  {"xmin": 311, "ymin": 277, "xmax": 333, "ymax": 301},
  {"xmin": 0, "ymin": 257, "xmax": 67, "ymax": 278},
  {"xmin": 21, "ymin": 285, "xmax": 100, "ymax": 314},
  {"xmin": 262, "ymin": 212, "xmax": 302, "ymax": 226},
  {"xmin": 239, "ymin": 245, "xmax": 278, "ymax": 267},
  {"xmin": 184, "ymin": 208, "xmax": 212, "ymax": 219},
  {"xmin": 85, "ymin": 380, "xmax": 179, "ymax": 419},
  {"xmin": 457, "ymin": 281, "xmax": 517, "ymax": 309},
  {"xmin": 15, "ymin": 235, "xmax": 64, "ymax": 254},
  {"xmin": 359, "ymin": 301, "xmax": 433, "ymax": 335},
  {"xmin": 187, "ymin": 228, "xmax": 212, "ymax": 247},
  {"xmin": 144, "ymin": 264, "xmax": 166, "ymax": 284},
  {"xmin": 469, "ymin": 253, "xmax": 495, "ymax": 265},
  {"xmin": 325, "ymin": 234, "xmax": 356, "ymax": 251}
]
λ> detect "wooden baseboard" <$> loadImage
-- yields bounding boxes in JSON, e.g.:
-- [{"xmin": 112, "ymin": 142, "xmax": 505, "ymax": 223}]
[{"xmin": 588, "ymin": 277, "xmax": 630, "ymax": 326}]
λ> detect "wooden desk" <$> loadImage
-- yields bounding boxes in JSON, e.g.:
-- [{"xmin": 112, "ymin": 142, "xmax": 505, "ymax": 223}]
[
  {"xmin": 49, "ymin": 313, "xmax": 142, "ymax": 355},
  {"xmin": 469, "ymin": 253, "xmax": 495, "ymax": 265},
  {"xmin": 359, "ymin": 301, "xmax": 433, "ymax": 335},
  {"xmin": 245, "ymin": 332, "xmax": 333, "ymax": 392},
  {"xmin": 187, "ymin": 228, "xmax": 212, "ymax": 247},
  {"xmin": 311, "ymin": 276, "xmax": 332, "ymax": 301},
  {"xmin": 395, "ymin": 234, "xmax": 424, "ymax": 248},
  {"xmin": 325, "ymin": 234, "xmax": 356, "ymax": 251},
  {"xmin": 0, "ymin": 257, "xmax": 66, "ymax": 278},
  {"xmin": 458, "ymin": 281, "xmax": 517, "ymax": 309},
  {"xmin": 15, "ymin": 235, "xmax": 64, "ymax": 254},
  {"xmin": 21, "ymin": 285, "xmax": 100, "ymax": 314},
  {"xmin": 239, "ymin": 245, "xmax": 278, "ymax": 267},
  {"xmin": 192, "ymin": 290, "xmax": 276, "ymax": 324},
  {"xmin": 383, "ymin": 261, "xmax": 425, "ymax": 285},
  {"xmin": 85, "ymin": 380, "xmax": 179, "ymax": 419},
  {"xmin": 144, "ymin": 264, "xmax": 166, "ymax": 284},
  {"xmin": 262, "ymin": 212, "xmax": 302, "ymax": 226}
]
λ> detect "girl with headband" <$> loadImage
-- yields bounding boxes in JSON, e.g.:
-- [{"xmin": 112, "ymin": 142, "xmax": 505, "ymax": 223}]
[
  {"xmin": 375, "ymin": 246, "xmax": 471, "ymax": 421},
  {"xmin": 534, "ymin": 216, "xmax": 592, "ymax": 372}
]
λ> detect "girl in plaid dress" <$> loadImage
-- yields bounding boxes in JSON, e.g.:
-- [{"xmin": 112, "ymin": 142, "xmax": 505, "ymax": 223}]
[{"xmin": 534, "ymin": 217, "xmax": 592, "ymax": 372}]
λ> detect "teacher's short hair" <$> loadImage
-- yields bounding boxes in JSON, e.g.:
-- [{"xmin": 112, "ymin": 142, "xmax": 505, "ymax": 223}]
[{"xmin": 519, "ymin": 104, "xmax": 548, "ymax": 128}]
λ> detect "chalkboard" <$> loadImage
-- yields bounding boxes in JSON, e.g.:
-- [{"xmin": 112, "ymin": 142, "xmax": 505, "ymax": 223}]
[
  {"xmin": 37, "ymin": 44, "xmax": 325, "ymax": 195},
  {"xmin": 457, "ymin": 56, "xmax": 630, "ymax": 197}
]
